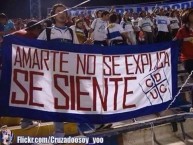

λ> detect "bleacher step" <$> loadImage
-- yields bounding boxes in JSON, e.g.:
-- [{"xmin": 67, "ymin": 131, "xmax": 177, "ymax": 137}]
[{"xmin": 122, "ymin": 119, "xmax": 193, "ymax": 145}]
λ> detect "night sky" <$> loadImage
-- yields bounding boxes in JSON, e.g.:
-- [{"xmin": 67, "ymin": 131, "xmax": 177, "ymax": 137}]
[{"xmin": 0, "ymin": 0, "xmax": 184, "ymax": 18}]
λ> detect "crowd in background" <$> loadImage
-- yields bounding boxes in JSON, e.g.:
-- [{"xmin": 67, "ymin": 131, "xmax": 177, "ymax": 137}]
[{"xmin": 0, "ymin": 6, "xmax": 191, "ymax": 46}]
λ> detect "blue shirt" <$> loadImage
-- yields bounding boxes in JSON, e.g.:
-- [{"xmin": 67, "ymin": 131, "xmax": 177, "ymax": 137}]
[{"xmin": 4, "ymin": 20, "xmax": 15, "ymax": 32}]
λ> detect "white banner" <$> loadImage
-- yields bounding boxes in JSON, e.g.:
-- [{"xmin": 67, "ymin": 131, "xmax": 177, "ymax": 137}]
[{"xmin": 10, "ymin": 44, "xmax": 172, "ymax": 115}]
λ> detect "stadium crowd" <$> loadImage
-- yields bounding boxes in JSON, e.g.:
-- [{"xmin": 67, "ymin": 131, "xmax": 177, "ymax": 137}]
[
  {"xmin": 0, "ymin": 6, "xmax": 191, "ymax": 45},
  {"xmin": 0, "ymin": 3, "xmax": 193, "ymax": 139}
]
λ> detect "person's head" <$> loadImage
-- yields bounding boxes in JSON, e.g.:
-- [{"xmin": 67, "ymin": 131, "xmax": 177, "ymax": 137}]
[
  {"xmin": 75, "ymin": 19, "xmax": 84, "ymax": 29},
  {"xmin": 109, "ymin": 13, "xmax": 117, "ymax": 23},
  {"xmin": 15, "ymin": 19, "xmax": 24, "ymax": 30},
  {"xmin": 50, "ymin": 3, "xmax": 68, "ymax": 25},
  {"xmin": 170, "ymin": 11, "xmax": 177, "ymax": 17},
  {"xmin": 26, "ymin": 20, "xmax": 43, "ymax": 37},
  {"xmin": 165, "ymin": 12, "xmax": 170, "ymax": 17},
  {"xmin": 78, "ymin": 12, "xmax": 84, "ymax": 20},
  {"xmin": 159, "ymin": 8, "xmax": 165, "ymax": 16},
  {"xmin": 140, "ymin": 11, "xmax": 146, "ymax": 18},
  {"xmin": 72, "ymin": 16, "xmax": 78, "ymax": 24},
  {"xmin": 123, "ymin": 11, "xmax": 130, "ymax": 21},
  {"xmin": 181, "ymin": 8, "xmax": 193, "ymax": 25},
  {"xmin": 147, "ymin": 12, "xmax": 151, "ymax": 18},
  {"xmin": 0, "ymin": 13, "xmax": 7, "ymax": 25},
  {"xmin": 43, "ymin": 19, "xmax": 52, "ymax": 29},
  {"xmin": 96, "ymin": 10, "xmax": 103, "ymax": 18},
  {"xmin": 133, "ymin": 13, "xmax": 138, "ymax": 19},
  {"xmin": 129, "ymin": 8, "xmax": 134, "ymax": 13},
  {"xmin": 101, "ymin": 11, "xmax": 110, "ymax": 21},
  {"xmin": 176, "ymin": 10, "xmax": 180, "ymax": 17}
]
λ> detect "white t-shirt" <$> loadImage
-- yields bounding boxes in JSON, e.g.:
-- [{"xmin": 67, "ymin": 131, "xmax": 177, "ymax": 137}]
[
  {"xmin": 120, "ymin": 20, "xmax": 134, "ymax": 32},
  {"xmin": 155, "ymin": 15, "xmax": 170, "ymax": 32},
  {"xmin": 38, "ymin": 26, "xmax": 73, "ymax": 42},
  {"xmin": 105, "ymin": 23, "xmax": 125, "ymax": 41},
  {"xmin": 132, "ymin": 18, "xmax": 140, "ymax": 32},
  {"xmin": 91, "ymin": 18, "xmax": 108, "ymax": 41},
  {"xmin": 69, "ymin": 25, "xmax": 80, "ymax": 44},
  {"xmin": 169, "ymin": 17, "xmax": 179, "ymax": 30},
  {"xmin": 138, "ymin": 18, "xmax": 153, "ymax": 32}
]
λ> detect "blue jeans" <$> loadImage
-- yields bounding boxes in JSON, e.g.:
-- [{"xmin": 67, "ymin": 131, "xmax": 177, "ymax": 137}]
[{"xmin": 53, "ymin": 122, "xmax": 65, "ymax": 137}]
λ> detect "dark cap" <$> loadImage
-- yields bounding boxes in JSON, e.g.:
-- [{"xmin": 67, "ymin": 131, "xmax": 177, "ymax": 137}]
[{"xmin": 26, "ymin": 20, "xmax": 42, "ymax": 31}]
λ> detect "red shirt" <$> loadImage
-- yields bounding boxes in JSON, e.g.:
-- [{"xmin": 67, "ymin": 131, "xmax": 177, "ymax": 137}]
[{"xmin": 176, "ymin": 26, "xmax": 193, "ymax": 61}]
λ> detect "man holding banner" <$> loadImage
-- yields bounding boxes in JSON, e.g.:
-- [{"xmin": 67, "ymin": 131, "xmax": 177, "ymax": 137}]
[
  {"xmin": 38, "ymin": 3, "xmax": 96, "ymax": 138},
  {"xmin": 38, "ymin": 3, "xmax": 75, "ymax": 138}
]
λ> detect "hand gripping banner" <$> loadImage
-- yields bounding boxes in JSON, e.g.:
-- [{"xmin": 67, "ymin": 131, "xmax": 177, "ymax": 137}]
[{"xmin": 0, "ymin": 36, "xmax": 179, "ymax": 124}]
